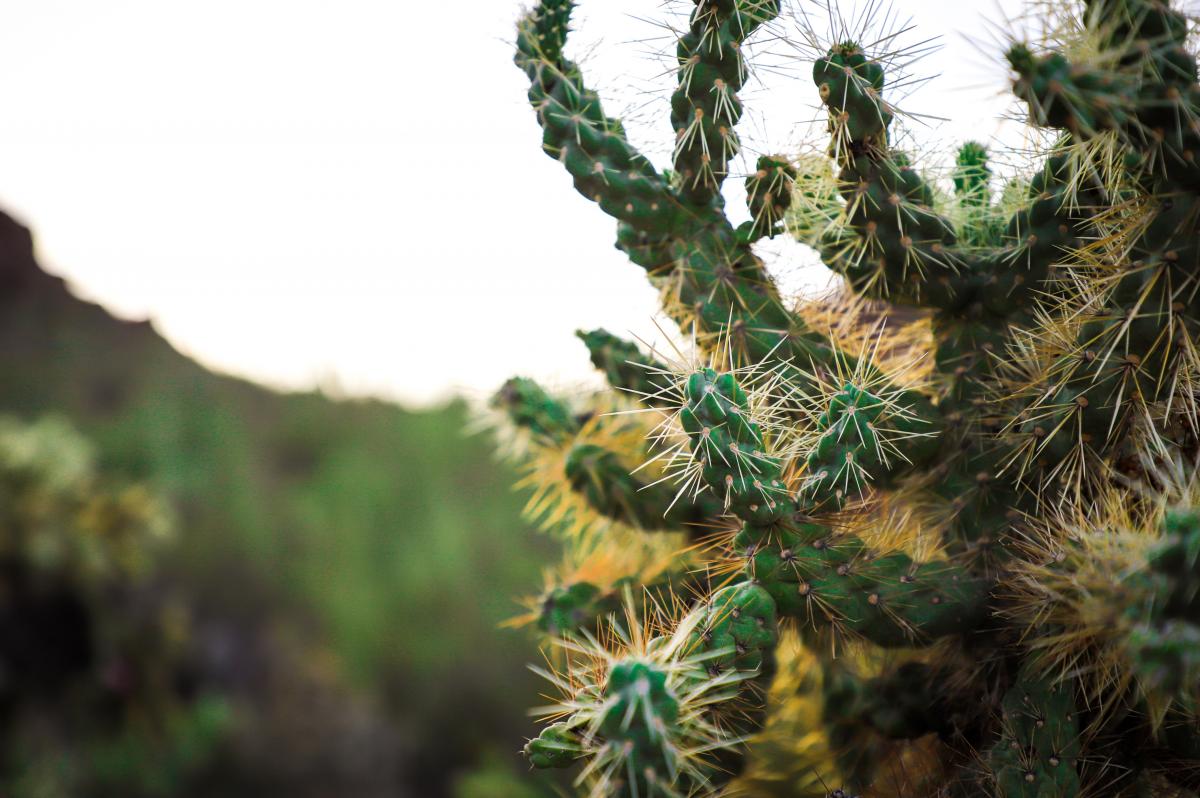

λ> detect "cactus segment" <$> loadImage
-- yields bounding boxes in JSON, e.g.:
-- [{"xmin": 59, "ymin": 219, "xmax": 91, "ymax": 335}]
[
  {"xmin": 986, "ymin": 665, "xmax": 1082, "ymax": 797},
  {"xmin": 577, "ymin": 329, "xmax": 673, "ymax": 408},
  {"xmin": 741, "ymin": 155, "xmax": 797, "ymax": 242},
  {"xmin": 671, "ymin": 1, "xmax": 782, "ymax": 207}
]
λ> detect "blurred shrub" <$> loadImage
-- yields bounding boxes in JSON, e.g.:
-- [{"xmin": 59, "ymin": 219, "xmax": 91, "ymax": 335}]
[{"xmin": 0, "ymin": 414, "xmax": 227, "ymax": 797}]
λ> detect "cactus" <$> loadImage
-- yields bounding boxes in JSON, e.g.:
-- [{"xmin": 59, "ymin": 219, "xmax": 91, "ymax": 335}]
[{"xmin": 497, "ymin": 0, "xmax": 1200, "ymax": 795}]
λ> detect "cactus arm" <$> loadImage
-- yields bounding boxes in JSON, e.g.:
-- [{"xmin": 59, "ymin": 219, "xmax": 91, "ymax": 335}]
[
  {"xmin": 1003, "ymin": 8, "xmax": 1200, "ymax": 473},
  {"xmin": 670, "ymin": 1, "xmax": 782, "ymax": 208},
  {"xmin": 515, "ymin": 0, "xmax": 687, "ymax": 237},
  {"xmin": 812, "ymin": 47, "xmax": 1086, "ymax": 321},
  {"xmin": 492, "ymin": 377, "xmax": 718, "ymax": 534},
  {"xmin": 565, "ymin": 442, "xmax": 722, "ymax": 532},
  {"xmin": 576, "ymin": 329, "xmax": 675, "ymax": 409},
  {"xmin": 812, "ymin": 43, "xmax": 970, "ymax": 310},
  {"xmin": 516, "ymin": 2, "xmax": 837, "ymax": 373},
  {"xmin": 985, "ymin": 665, "xmax": 1083, "ymax": 797},
  {"xmin": 492, "ymin": 376, "xmax": 579, "ymax": 445}
]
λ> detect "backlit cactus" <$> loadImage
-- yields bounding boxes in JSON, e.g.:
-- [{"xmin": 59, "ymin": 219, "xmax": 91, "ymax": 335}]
[{"xmin": 496, "ymin": 0, "xmax": 1200, "ymax": 795}]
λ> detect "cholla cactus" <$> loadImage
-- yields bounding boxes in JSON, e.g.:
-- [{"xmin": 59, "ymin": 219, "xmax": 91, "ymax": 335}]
[{"xmin": 496, "ymin": 0, "xmax": 1200, "ymax": 794}]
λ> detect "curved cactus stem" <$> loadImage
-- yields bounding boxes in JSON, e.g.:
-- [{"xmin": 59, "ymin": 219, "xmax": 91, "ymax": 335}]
[
  {"xmin": 670, "ymin": 1, "xmax": 782, "ymax": 208},
  {"xmin": 577, "ymin": 329, "xmax": 675, "ymax": 409},
  {"xmin": 515, "ymin": 0, "xmax": 842, "ymax": 376},
  {"xmin": 516, "ymin": 0, "xmax": 689, "ymax": 237},
  {"xmin": 492, "ymin": 377, "xmax": 719, "ymax": 535}
]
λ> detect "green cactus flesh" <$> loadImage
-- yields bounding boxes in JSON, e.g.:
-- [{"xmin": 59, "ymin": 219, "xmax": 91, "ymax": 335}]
[{"xmin": 500, "ymin": 0, "xmax": 1200, "ymax": 794}]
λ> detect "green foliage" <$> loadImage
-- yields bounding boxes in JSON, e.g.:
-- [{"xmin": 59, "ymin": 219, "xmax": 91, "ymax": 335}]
[{"xmin": 0, "ymin": 414, "xmax": 223, "ymax": 797}]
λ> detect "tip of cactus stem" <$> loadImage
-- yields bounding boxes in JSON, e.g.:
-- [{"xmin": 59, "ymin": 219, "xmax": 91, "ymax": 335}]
[
  {"xmin": 525, "ymin": 722, "xmax": 583, "ymax": 769},
  {"xmin": 500, "ymin": 389, "xmax": 690, "ymax": 543},
  {"xmin": 1006, "ymin": 42, "xmax": 1037, "ymax": 75},
  {"xmin": 526, "ymin": 590, "xmax": 766, "ymax": 795},
  {"xmin": 778, "ymin": 337, "xmax": 941, "ymax": 496}
]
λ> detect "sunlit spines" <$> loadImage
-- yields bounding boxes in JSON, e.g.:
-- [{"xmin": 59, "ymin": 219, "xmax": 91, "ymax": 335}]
[
  {"xmin": 662, "ymin": 365, "xmax": 984, "ymax": 648},
  {"xmin": 503, "ymin": 0, "xmax": 1200, "ymax": 791},
  {"xmin": 680, "ymin": 368, "xmax": 791, "ymax": 525},
  {"xmin": 565, "ymin": 441, "xmax": 721, "ymax": 534},
  {"xmin": 526, "ymin": 589, "xmax": 776, "ymax": 796},
  {"xmin": 1001, "ymin": 489, "xmax": 1200, "ymax": 734},
  {"xmin": 996, "ymin": 170, "xmax": 1200, "ymax": 502},
  {"xmin": 806, "ymin": 32, "xmax": 980, "ymax": 310},
  {"xmin": 510, "ymin": 537, "xmax": 701, "ymax": 641},
  {"xmin": 492, "ymin": 380, "xmax": 716, "ymax": 540},
  {"xmin": 782, "ymin": 340, "xmax": 943, "ymax": 512}
]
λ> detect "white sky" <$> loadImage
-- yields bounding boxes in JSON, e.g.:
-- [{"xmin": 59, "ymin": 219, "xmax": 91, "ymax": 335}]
[{"xmin": 0, "ymin": 0, "xmax": 1029, "ymax": 407}]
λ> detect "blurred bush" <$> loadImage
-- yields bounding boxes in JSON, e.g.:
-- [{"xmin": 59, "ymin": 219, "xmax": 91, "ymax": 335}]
[
  {"xmin": 0, "ymin": 210, "xmax": 560, "ymax": 796},
  {"xmin": 0, "ymin": 414, "xmax": 226, "ymax": 797}
]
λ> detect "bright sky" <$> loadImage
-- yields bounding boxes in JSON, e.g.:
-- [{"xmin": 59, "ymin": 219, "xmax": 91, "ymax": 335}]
[{"xmin": 0, "ymin": 0, "xmax": 1029, "ymax": 407}]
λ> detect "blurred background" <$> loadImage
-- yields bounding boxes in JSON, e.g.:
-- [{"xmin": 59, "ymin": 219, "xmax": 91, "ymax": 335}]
[{"xmin": 0, "ymin": 0, "xmax": 1024, "ymax": 795}]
